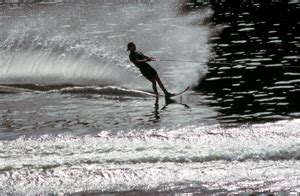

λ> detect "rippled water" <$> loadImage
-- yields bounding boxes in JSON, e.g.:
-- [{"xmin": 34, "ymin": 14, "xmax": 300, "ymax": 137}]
[
  {"xmin": 0, "ymin": 88, "xmax": 218, "ymax": 140},
  {"xmin": 0, "ymin": 0, "xmax": 300, "ymax": 195},
  {"xmin": 1, "ymin": 120, "xmax": 300, "ymax": 194},
  {"xmin": 199, "ymin": 1, "xmax": 300, "ymax": 123}
]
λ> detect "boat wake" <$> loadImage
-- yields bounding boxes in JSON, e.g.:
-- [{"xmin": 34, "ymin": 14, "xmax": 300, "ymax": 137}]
[{"xmin": 0, "ymin": 84, "xmax": 157, "ymax": 97}]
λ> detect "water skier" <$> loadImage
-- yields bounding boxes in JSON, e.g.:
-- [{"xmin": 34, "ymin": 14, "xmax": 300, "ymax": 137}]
[{"xmin": 127, "ymin": 42, "xmax": 174, "ymax": 97}]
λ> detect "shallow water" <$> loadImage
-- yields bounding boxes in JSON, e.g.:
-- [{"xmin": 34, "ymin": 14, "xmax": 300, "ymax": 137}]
[{"xmin": 0, "ymin": 0, "xmax": 300, "ymax": 195}]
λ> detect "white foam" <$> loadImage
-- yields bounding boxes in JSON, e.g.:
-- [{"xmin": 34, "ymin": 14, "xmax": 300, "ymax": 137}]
[{"xmin": 0, "ymin": 120, "xmax": 300, "ymax": 194}]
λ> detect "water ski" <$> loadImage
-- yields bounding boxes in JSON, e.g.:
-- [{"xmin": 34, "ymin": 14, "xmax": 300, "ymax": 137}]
[{"xmin": 167, "ymin": 86, "xmax": 190, "ymax": 98}]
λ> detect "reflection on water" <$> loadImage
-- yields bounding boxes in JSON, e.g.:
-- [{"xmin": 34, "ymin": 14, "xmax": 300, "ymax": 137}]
[
  {"xmin": 0, "ymin": 91, "xmax": 217, "ymax": 140},
  {"xmin": 144, "ymin": 96, "xmax": 191, "ymax": 124},
  {"xmin": 194, "ymin": 1, "xmax": 300, "ymax": 123}
]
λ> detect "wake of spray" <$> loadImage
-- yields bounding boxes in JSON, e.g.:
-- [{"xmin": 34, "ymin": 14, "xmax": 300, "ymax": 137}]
[{"xmin": 0, "ymin": 1, "xmax": 212, "ymax": 90}]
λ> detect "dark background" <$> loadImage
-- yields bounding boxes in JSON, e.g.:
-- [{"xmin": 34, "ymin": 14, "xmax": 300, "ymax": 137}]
[{"xmin": 188, "ymin": 1, "xmax": 300, "ymax": 123}]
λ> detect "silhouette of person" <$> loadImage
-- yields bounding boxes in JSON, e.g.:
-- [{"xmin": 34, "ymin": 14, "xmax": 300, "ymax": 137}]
[{"xmin": 127, "ymin": 42, "xmax": 174, "ymax": 97}]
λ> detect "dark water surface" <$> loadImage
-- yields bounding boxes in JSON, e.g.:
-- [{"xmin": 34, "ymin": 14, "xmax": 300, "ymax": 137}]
[
  {"xmin": 198, "ymin": 1, "xmax": 300, "ymax": 123},
  {"xmin": 0, "ymin": 1, "xmax": 300, "ymax": 195}
]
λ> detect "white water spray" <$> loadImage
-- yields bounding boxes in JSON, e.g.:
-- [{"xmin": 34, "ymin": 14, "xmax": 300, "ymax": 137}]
[{"xmin": 0, "ymin": 1, "xmax": 212, "ymax": 90}]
